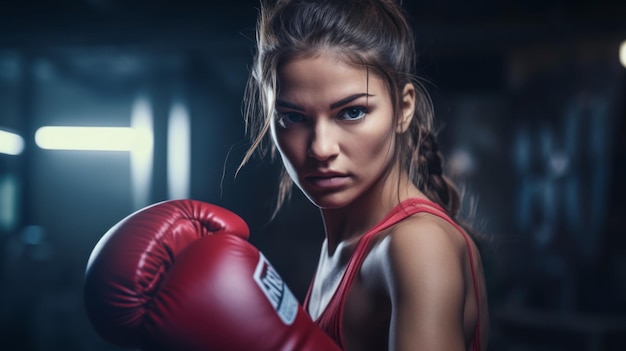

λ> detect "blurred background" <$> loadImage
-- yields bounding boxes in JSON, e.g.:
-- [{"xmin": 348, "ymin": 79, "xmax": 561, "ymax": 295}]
[{"xmin": 1, "ymin": 0, "xmax": 625, "ymax": 350}]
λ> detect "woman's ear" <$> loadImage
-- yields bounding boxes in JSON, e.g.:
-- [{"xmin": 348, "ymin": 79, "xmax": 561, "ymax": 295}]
[{"xmin": 397, "ymin": 83, "xmax": 415, "ymax": 133}]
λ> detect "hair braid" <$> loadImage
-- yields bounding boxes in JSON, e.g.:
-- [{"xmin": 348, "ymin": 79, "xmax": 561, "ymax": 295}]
[{"xmin": 415, "ymin": 128, "xmax": 460, "ymax": 217}]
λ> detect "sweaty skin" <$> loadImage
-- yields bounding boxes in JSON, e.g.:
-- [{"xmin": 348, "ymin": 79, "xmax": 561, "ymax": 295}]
[{"xmin": 271, "ymin": 51, "xmax": 489, "ymax": 351}]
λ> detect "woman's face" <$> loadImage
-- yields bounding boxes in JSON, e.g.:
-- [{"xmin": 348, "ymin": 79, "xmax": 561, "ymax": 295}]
[{"xmin": 270, "ymin": 52, "xmax": 402, "ymax": 209}]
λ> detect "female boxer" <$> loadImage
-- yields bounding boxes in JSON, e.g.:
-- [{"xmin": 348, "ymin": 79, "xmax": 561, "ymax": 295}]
[{"xmin": 240, "ymin": 0, "xmax": 489, "ymax": 350}]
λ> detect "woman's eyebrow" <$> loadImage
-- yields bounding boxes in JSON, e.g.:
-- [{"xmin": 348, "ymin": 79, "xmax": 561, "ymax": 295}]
[
  {"xmin": 330, "ymin": 93, "xmax": 373, "ymax": 109},
  {"xmin": 276, "ymin": 93, "xmax": 374, "ymax": 111},
  {"xmin": 275, "ymin": 99, "xmax": 305, "ymax": 111}
]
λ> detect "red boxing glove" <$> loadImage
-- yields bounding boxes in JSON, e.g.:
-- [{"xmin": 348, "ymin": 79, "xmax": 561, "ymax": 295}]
[
  {"xmin": 84, "ymin": 199, "xmax": 250, "ymax": 347},
  {"xmin": 84, "ymin": 200, "xmax": 341, "ymax": 351}
]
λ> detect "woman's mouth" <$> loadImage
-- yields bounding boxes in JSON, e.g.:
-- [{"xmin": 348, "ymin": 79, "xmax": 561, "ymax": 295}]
[{"xmin": 305, "ymin": 174, "xmax": 350, "ymax": 190}]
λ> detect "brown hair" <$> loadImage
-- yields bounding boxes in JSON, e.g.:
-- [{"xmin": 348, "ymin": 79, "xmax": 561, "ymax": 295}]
[{"xmin": 240, "ymin": 0, "xmax": 462, "ymax": 221}]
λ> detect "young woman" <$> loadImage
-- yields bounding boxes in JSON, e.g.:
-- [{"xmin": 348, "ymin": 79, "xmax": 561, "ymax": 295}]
[{"xmin": 240, "ymin": 0, "xmax": 489, "ymax": 350}]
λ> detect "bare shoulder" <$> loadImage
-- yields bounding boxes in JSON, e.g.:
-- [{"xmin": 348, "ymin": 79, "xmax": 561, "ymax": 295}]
[
  {"xmin": 385, "ymin": 213, "xmax": 469, "ymax": 268},
  {"xmin": 359, "ymin": 212, "xmax": 489, "ymax": 350},
  {"xmin": 360, "ymin": 213, "xmax": 478, "ymax": 350},
  {"xmin": 361, "ymin": 212, "xmax": 472, "ymax": 299}
]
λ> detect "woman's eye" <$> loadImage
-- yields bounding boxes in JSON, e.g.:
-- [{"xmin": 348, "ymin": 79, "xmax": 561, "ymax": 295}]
[
  {"xmin": 277, "ymin": 111, "xmax": 305, "ymax": 127},
  {"xmin": 339, "ymin": 106, "xmax": 367, "ymax": 121}
]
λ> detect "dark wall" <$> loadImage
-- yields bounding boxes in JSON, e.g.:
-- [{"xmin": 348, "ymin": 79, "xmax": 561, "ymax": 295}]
[{"xmin": 1, "ymin": 1, "xmax": 625, "ymax": 350}]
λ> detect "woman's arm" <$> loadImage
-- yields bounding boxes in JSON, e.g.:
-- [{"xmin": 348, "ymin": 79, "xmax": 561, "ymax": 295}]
[{"xmin": 382, "ymin": 218, "xmax": 468, "ymax": 351}]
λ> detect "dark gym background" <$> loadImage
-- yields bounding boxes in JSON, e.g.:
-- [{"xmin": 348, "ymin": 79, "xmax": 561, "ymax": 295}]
[{"xmin": 1, "ymin": 1, "xmax": 625, "ymax": 350}]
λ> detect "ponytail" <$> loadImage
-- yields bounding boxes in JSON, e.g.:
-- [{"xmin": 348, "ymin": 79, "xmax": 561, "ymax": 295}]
[
  {"xmin": 400, "ymin": 97, "xmax": 485, "ymax": 245},
  {"xmin": 399, "ymin": 82, "xmax": 463, "ymax": 220},
  {"xmin": 416, "ymin": 130, "xmax": 461, "ymax": 217}
]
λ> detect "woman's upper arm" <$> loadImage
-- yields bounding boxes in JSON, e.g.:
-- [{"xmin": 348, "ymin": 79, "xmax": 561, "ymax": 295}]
[{"xmin": 382, "ymin": 220, "xmax": 467, "ymax": 351}]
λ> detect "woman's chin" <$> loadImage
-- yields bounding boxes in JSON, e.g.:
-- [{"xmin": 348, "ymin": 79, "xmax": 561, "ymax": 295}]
[{"xmin": 304, "ymin": 193, "xmax": 351, "ymax": 210}]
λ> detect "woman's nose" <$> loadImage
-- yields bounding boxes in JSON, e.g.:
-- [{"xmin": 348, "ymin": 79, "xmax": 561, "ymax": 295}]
[{"xmin": 307, "ymin": 121, "xmax": 339, "ymax": 161}]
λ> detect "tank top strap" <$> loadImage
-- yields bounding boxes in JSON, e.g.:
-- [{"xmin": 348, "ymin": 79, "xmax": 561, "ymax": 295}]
[
  {"xmin": 303, "ymin": 198, "xmax": 441, "ymax": 308},
  {"xmin": 385, "ymin": 199, "xmax": 482, "ymax": 351},
  {"xmin": 333, "ymin": 199, "xmax": 452, "ymax": 342},
  {"xmin": 341, "ymin": 198, "xmax": 448, "ymax": 288}
]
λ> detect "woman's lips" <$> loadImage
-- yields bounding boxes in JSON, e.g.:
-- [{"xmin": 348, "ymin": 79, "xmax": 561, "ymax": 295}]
[{"xmin": 305, "ymin": 174, "xmax": 350, "ymax": 189}]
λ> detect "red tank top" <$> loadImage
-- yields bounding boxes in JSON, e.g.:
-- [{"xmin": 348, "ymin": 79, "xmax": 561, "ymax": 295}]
[{"xmin": 303, "ymin": 198, "xmax": 483, "ymax": 351}]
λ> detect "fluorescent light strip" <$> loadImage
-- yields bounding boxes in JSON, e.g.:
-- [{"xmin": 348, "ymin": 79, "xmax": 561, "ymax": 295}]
[
  {"xmin": 0, "ymin": 129, "xmax": 25, "ymax": 156},
  {"xmin": 130, "ymin": 95, "xmax": 154, "ymax": 210},
  {"xmin": 29, "ymin": 95, "xmax": 155, "ymax": 210},
  {"xmin": 619, "ymin": 40, "xmax": 626, "ymax": 68},
  {"xmin": 167, "ymin": 101, "xmax": 191, "ymax": 200},
  {"xmin": 35, "ymin": 126, "xmax": 140, "ymax": 151}
]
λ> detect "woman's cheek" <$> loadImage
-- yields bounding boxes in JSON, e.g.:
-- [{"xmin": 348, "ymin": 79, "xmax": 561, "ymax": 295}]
[{"xmin": 275, "ymin": 131, "xmax": 303, "ymax": 169}]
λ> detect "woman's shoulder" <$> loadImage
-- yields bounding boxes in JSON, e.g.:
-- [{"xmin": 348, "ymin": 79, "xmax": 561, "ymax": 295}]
[
  {"xmin": 363, "ymin": 212, "xmax": 470, "ymax": 293},
  {"xmin": 384, "ymin": 212, "xmax": 469, "ymax": 260}
]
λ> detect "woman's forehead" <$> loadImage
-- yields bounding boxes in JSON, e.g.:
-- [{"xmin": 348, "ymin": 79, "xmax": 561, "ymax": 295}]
[{"xmin": 276, "ymin": 53, "xmax": 387, "ymax": 99}]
